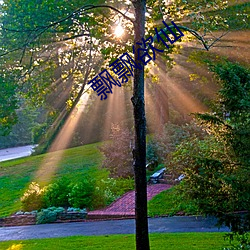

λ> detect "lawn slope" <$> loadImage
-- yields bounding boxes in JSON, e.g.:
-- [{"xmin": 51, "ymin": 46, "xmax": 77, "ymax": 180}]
[{"xmin": 0, "ymin": 142, "xmax": 103, "ymax": 217}]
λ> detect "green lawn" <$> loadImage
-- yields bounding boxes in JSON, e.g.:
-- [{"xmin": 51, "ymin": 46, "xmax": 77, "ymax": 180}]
[
  {"xmin": 0, "ymin": 143, "xmax": 104, "ymax": 217},
  {"xmin": 0, "ymin": 233, "xmax": 231, "ymax": 250},
  {"xmin": 148, "ymin": 186, "xmax": 199, "ymax": 217}
]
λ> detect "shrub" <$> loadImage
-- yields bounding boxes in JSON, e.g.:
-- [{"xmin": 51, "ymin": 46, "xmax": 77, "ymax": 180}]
[
  {"xmin": 36, "ymin": 206, "xmax": 64, "ymax": 224},
  {"xmin": 93, "ymin": 177, "xmax": 134, "ymax": 209},
  {"xmin": 92, "ymin": 178, "xmax": 117, "ymax": 209},
  {"xmin": 68, "ymin": 180, "xmax": 94, "ymax": 209},
  {"xmin": 21, "ymin": 182, "xmax": 45, "ymax": 211},
  {"xmin": 223, "ymin": 233, "xmax": 250, "ymax": 250},
  {"xmin": 43, "ymin": 177, "xmax": 71, "ymax": 208},
  {"xmin": 113, "ymin": 177, "xmax": 134, "ymax": 197}
]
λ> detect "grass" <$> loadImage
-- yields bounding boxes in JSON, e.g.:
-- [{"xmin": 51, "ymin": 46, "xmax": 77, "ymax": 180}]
[
  {"xmin": 148, "ymin": 186, "xmax": 199, "ymax": 217},
  {"xmin": 0, "ymin": 142, "xmax": 104, "ymax": 217},
  {"xmin": 0, "ymin": 139, "xmax": 196, "ymax": 218},
  {"xmin": 0, "ymin": 233, "xmax": 231, "ymax": 250}
]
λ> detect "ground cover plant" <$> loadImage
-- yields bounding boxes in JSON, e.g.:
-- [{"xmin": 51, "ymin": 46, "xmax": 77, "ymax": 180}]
[{"xmin": 0, "ymin": 233, "xmax": 232, "ymax": 250}]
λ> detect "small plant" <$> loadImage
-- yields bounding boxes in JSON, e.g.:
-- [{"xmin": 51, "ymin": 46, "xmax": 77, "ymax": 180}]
[
  {"xmin": 223, "ymin": 233, "xmax": 250, "ymax": 250},
  {"xmin": 21, "ymin": 182, "xmax": 45, "ymax": 211},
  {"xmin": 36, "ymin": 206, "xmax": 64, "ymax": 224}
]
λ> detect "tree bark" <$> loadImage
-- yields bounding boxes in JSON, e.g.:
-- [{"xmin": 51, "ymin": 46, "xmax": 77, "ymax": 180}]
[{"xmin": 132, "ymin": 1, "xmax": 150, "ymax": 250}]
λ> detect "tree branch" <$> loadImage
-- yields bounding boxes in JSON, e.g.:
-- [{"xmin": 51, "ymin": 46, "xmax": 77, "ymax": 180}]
[
  {"xmin": 153, "ymin": 23, "xmax": 229, "ymax": 51},
  {"xmin": 0, "ymin": 4, "xmax": 134, "ymax": 57},
  {"xmin": 83, "ymin": 5, "xmax": 134, "ymax": 23}
]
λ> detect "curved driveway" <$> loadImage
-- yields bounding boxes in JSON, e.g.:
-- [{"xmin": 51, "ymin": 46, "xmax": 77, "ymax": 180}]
[
  {"xmin": 0, "ymin": 216, "xmax": 229, "ymax": 241},
  {"xmin": 0, "ymin": 145, "xmax": 36, "ymax": 162}
]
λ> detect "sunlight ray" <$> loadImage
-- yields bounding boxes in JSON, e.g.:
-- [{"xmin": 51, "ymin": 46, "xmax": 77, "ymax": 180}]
[{"xmin": 35, "ymin": 93, "xmax": 89, "ymax": 184}]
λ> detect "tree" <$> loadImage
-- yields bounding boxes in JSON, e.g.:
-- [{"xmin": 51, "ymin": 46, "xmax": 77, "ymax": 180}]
[
  {"xmin": 132, "ymin": 1, "xmax": 149, "ymax": 248},
  {"xmin": 168, "ymin": 61, "xmax": 250, "ymax": 233},
  {"xmin": 99, "ymin": 124, "xmax": 133, "ymax": 178},
  {"xmin": 0, "ymin": 74, "xmax": 18, "ymax": 136},
  {"xmin": 1, "ymin": 1, "xmax": 245, "ymax": 249}
]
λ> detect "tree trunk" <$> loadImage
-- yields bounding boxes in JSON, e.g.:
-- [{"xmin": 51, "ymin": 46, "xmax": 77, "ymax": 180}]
[{"xmin": 132, "ymin": 1, "xmax": 150, "ymax": 250}]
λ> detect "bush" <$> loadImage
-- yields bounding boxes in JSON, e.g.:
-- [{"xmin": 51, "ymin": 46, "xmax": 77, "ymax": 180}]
[
  {"xmin": 223, "ymin": 233, "xmax": 250, "ymax": 250},
  {"xmin": 113, "ymin": 177, "xmax": 134, "ymax": 197},
  {"xmin": 43, "ymin": 177, "xmax": 71, "ymax": 208},
  {"xmin": 93, "ymin": 178, "xmax": 117, "ymax": 208},
  {"xmin": 21, "ymin": 182, "xmax": 45, "ymax": 211},
  {"xmin": 36, "ymin": 206, "xmax": 64, "ymax": 224},
  {"xmin": 68, "ymin": 180, "xmax": 94, "ymax": 209},
  {"xmin": 92, "ymin": 177, "xmax": 134, "ymax": 209}
]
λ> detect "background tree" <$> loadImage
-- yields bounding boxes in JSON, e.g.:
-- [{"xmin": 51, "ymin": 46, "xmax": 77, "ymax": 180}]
[
  {"xmin": 99, "ymin": 124, "xmax": 133, "ymax": 178},
  {"xmin": 0, "ymin": 74, "xmax": 18, "ymax": 136},
  {"xmin": 168, "ymin": 61, "xmax": 250, "ymax": 233}
]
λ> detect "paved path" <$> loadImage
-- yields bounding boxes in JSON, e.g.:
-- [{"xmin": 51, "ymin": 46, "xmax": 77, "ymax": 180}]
[
  {"xmin": 88, "ymin": 184, "xmax": 171, "ymax": 218},
  {"xmin": 0, "ymin": 216, "xmax": 230, "ymax": 241},
  {"xmin": 0, "ymin": 145, "xmax": 37, "ymax": 162}
]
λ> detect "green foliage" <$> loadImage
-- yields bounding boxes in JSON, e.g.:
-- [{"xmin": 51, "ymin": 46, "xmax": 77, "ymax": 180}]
[
  {"xmin": 93, "ymin": 177, "xmax": 134, "ymax": 209},
  {"xmin": 205, "ymin": 2, "xmax": 250, "ymax": 30},
  {"xmin": 147, "ymin": 122, "xmax": 206, "ymax": 166},
  {"xmin": 68, "ymin": 180, "xmax": 94, "ymax": 209},
  {"xmin": 67, "ymin": 207, "xmax": 86, "ymax": 213},
  {"xmin": 168, "ymin": 61, "xmax": 250, "ymax": 233},
  {"xmin": 32, "ymin": 122, "xmax": 50, "ymax": 145},
  {"xmin": 93, "ymin": 178, "xmax": 118, "ymax": 208},
  {"xmin": 146, "ymin": 141, "xmax": 160, "ymax": 171},
  {"xmin": 0, "ymin": 75, "xmax": 18, "ymax": 136},
  {"xmin": 43, "ymin": 178, "xmax": 71, "ymax": 208},
  {"xmin": 20, "ymin": 173, "xmax": 133, "ymax": 212},
  {"xmin": 0, "ymin": 104, "xmax": 43, "ymax": 148},
  {"xmin": 99, "ymin": 124, "xmax": 133, "ymax": 178},
  {"xmin": 36, "ymin": 206, "xmax": 64, "ymax": 224},
  {"xmin": 20, "ymin": 182, "xmax": 45, "ymax": 212},
  {"xmin": 168, "ymin": 136, "xmax": 240, "ymax": 212},
  {"xmin": 148, "ymin": 186, "xmax": 199, "ymax": 217},
  {"xmin": 223, "ymin": 232, "xmax": 250, "ymax": 250}
]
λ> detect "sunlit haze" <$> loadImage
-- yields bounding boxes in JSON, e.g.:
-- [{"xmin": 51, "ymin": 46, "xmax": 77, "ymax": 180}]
[{"xmin": 114, "ymin": 24, "xmax": 124, "ymax": 37}]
